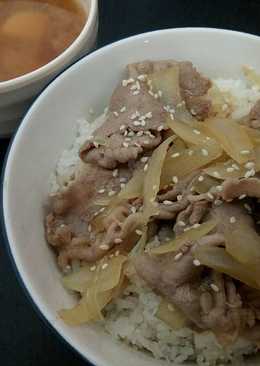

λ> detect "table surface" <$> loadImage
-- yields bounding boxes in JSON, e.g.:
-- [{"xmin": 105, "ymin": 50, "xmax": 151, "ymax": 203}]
[{"xmin": 2, "ymin": 0, "xmax": 260, "ymax": 364}]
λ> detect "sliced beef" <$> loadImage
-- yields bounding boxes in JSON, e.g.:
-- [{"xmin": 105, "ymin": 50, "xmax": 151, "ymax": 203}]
[
  {"xmin": 179, "ymin": 61, "xmax": 212, "ymax": 120},
  {"xmin": 220, "ymin": 178, "xmax": 260, "ymax": 201}
]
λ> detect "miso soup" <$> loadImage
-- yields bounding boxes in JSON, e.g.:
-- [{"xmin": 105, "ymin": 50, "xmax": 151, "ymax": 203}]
[{"xmin": 0, "ymin": 0, "xmax": 86, "ymax": 81}]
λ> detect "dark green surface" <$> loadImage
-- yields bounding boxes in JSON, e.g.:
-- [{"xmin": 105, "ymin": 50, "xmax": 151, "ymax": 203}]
[{"xmin": 1, "ymin": 0, "xmax": 260, "ymax": 364}]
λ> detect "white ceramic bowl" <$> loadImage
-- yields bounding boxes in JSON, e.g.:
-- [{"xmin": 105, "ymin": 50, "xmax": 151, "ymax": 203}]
[
  {"xmin": 0, "ymin": 0, "xmax": 98, "ymax": 137},
  {"xmin": 3, "ymin": 28, "xmax": 260, "ymax": 366}
]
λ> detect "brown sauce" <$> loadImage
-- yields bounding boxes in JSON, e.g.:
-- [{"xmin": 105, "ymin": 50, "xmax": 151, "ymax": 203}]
[{"xmin": 0, "ymin": 0, "xmax": 86, "ymax": 81}]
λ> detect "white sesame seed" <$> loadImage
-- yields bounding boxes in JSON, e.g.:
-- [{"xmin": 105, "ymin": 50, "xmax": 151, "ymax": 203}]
[
  {"xmin": 141, "ymin": 120, "xmax": 146, "ymax": 127},
  {"xmin": 163, "ymin": 200, "xmax": 173, "ymax": 205},
  {"xmin": 108, "ymin": 190, "xmax": 116, "ymax": 197},
  {"xmin": 132, "ymin": 90, "xmax": 140, "ymax": 95},
  {"xmin": 171, "ymin": 152, "xmax": 180, "ymax": 158},
  {"xmin": 153, "ymin": 185, "xmax": 157, "ymax": 190},
  {"xmin": 240, "ymin": 150, "xmax": 251, "ymax": 155},
  {"xmin": 201, "ymin": 148, "xmax": 209, "ymax": 156},
  {"xmin": 193, "ymin": 129, "xmax": 201, "ymax": 135},
  {"xmin": 124, "ymin": 130, "xmax": 128, "ymax": 136},
  {"xmin": 192, "ymin": 223, "xmax": 201, "ymax": 228},
  {"xmin": 112, "ymin": 169, "xmax": 118, "ymax": 177},
  {"xmin": 113, "ymin": 111, "xmax": 119, "ymax": 117},
  {"xmin": 98, "ymin": 188, "xmax": 105, "ymax": 194},
  {"xmin": 158, "ymin": 90, "xmax": 163, "ymax": 97},
  {"xmin": 244, "ymin": 169, "xmax": 255, "ymax": 178},
  {"xmin": 137, "ymin": 131, "xmax": 144, "ymax": 137},
  {"xmin": 99, "ymin": 207, "xmax": 105, "ymax": 213},
  {"xmin": 120, "ymin": 183, "xmax": 126, "ymax": 189},
  {"xmin": 131, "ymin": 206, "xmax": 137, "ymax": 214},
  {"xmin": 245, "ymin": 161, "xmax": 255, "ymax": 169},
  {"xmin": 226, "ymin": 167, "xmax": 234, "ymax": 173},
  {"xmin": 102, "ymin": 263, "xmax": 108, "ymax": 270},
  {"xmin": 119, "ymin": 124, "xmax": 126, "ymax": 131},
  {"xmin": 93, "ymin": 142, "xmax": 99, "ymax": 148},
  {"xmin": 133, "ymin": 120, "xmax": 141, "ymax": 126},
  {"xmin": 198, "ymin": 176, "xmax": 204, "ymax": 182},
  {"xmin": 190, "ymin": 108, "xmax": 197, "ymax": 115},
  {"xmin": 210, "ymin": 284, "xmax": 219, "ymax": 292},
  {"xmin": 188, "ymin": 150, "xmax": 194, "ymax": 156},
  {"xmin": 216, "ymin": 185, "xmax": 223, "ymax": 192},
  {"xmin": 222, "ymin": 103, "xmax": 228, "ymax": 111},
  {"xmin": 214, "ymin": 199, "xmax": 223, "ymax": 206},
  {"xmin": 239, "ymin": 194, "xmax": 246, "ymax": 200},
  {"xmin": 178, "ymin": 221, "xmax": 186, "ymax": 227},
  {"xmin": 193, "ymin": 259, "xmax": 201, "ymax": 266},
  {"xmin": 90, "ymin": 265, "xmax": 96, "ymax": 272},
  {"xmin": 125, "ymin": 137, "xmax": 131, "ymax": 142},
  {"xmin": 206, "ymin": 136, "xmax": 211, "ymax": 141},
  {"xmin": 88, "ymin": 224, "xmax": 92, "ymax": 232},
  {"xmin": 157, "ymin": 125, "xmax": 164, "ymax": 131},
  {"xmin": 123, "ymin": 142, "xmax": 129, "ymax": 148},
  {"xmin": 172, "ymin": 176, "xmax": 178, "ymax": 184},
  {"xmin": 170, "ymin": 113, "xmax": 174, "ymax": 120},
  {"xmin": 230, "ymin": 216, "xmax": 236, "ymax": 224},
  {"xmin": 177, "ymin": 194, "xmax": 183, "ymax": 201},
  {"xmin": 144, "ymin": 39, "xmax": 149, "ymax": 44},
  {"xmin": 115, "ymin": 250, "xmax": 120, "ymax": 256},
  {"xmin": 144, "ymin": 163, "xmax": 149, "ymax": 171},
  {"xmin": 213, "ymin": 171, "xmax": 221, "ymax": 178},
  {"xmin": 100, "ymin": 244, "xmax": 109, "ymax": 250},
  {"xmin": 174, "ymin": 253, "xmax": 183, "ymax": 261},
  {"xmin": 122, "ymin": 78, "xmax": 134, "ymax": 87},
  {"xmin": 137, "ymin": 74, "xmax": 147, "ymax": 81},
  {"xmin": 184, "ymin": 227, "xmax": 191, "ymax": 232},
  {"xmin": 135, "ymin": 229, "xmax": 143, "ymax": 236},
  {"xmin": 207, "ymin": 192, "xmax": 214, "ymax": 200},
  {"xmin": 167, "ymin": 304, "xmax": 174, "ymax": 311},
  {"xmin": 141, "ymin": 156, "xmax": 149, "ymax": 163},
  {"xmin": 244, "ymin": 203, "xmax": 252, "ymax": 213},
  {"xmin": 114, "ymin": 238, "xmax": 123, "ymax": 244},
  {"xmin": 145, "ymin": 112, "xmax": 153, "ymax": 119},
  {"xmin": 232, "ymin": 164, "xmax": 240, "ymax": 171}
]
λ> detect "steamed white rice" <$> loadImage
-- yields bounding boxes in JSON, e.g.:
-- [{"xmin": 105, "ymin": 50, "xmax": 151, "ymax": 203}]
[{"xmin": 50, "ymin": 76, "xmax": 260, "ymax": 365}]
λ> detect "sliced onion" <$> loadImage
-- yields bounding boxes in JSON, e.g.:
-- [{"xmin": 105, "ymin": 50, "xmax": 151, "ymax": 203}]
[
  {"xmin": 150, "ymin": 219, "xmax": 217, "ymax": 255},
  {"xmin": 143, "ymin": 136, "xmax": 174, "ymax": 219},
  {"xmin": 205, "ymin": 118, "xmax": 255, "ymax": 164},
  {"xmin": 193, "ymin": 175, "xmax": 219, "ymax": 194},
  {"xmin": 156, "ymin": 299, "xmax": 188, "ymax": 330},
  {"xmin": 242, "ymin": 126, "xmax": 260, "ymax": 145},
  {"xmin": 194, "ymin": 246, "xmax": 260, "ymax": 290},
  {"xmin": 243, "ymin": 65, "xmax": 260, "ymax": 88}
]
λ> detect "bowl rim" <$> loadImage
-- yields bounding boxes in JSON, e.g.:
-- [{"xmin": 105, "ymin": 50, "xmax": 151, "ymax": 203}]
[
  {"xmin": 0, "ymin": 0, "xmax": 98, "ymax": 93},
  {"xmin": 3, "ymin": 27, "xmax": 260, "ymax": 366}
]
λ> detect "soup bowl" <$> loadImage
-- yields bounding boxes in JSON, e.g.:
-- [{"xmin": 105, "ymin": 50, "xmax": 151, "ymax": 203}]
[
  {"xmin": 3, "ymin": 28, "xmax": 260, "ymax": 366},
  {"xmin": 0, "ymin": 0, "xmax": 98, "ymax": 137}
]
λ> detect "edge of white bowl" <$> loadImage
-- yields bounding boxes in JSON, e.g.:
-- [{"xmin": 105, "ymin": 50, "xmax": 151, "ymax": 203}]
[{"xmin": 3, "ymin": 27, "xmax": 260, "ymax": 366}]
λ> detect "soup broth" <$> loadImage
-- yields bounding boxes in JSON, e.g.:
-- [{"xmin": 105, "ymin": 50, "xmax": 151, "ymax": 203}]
[{"xmin": 0, "ymin": 0, "xmax": 86, "ymax": 81}]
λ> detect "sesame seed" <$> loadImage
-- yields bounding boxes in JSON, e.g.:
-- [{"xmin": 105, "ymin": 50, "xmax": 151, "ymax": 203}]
[
  {"xmin": 232, "ymin": 164, "xmax": 240, "ymax": 171},
  {"xmin": 125, "ymin": 137, "xmax": 131, "ymax": 142},
  {"xmin": 123, "ymin": 142, "xmax": 129, "ymax": 148},
  {"xmin": 216, "ymin": 185, "xmax": 223, "ymax": 192},
  {"xmin": 88, "ymin": 224, "xmax": 92, "ymax": 232},
  {"xmin": 188, "ymin": 150, "xmax": 194, "ymax": 156},
  {"xmin": 144, "ymin": 39, "xmax": 149, "ymax": 44},
  {"xmin": 193, "ymin": 259, "xmax": 201, "ymax": 266},
  {"xmin": 193, "ymin": 223, "xmax": 201, "ymax": 228},
  {"xmin": 198, "ymin": 176, "xmax": 204, "ymax": 182},
  {"xmin": 132, "ymin": 90, "xmax": 140, "ymax": 95},
  {"xmin": 124, "ymin": 130, "xmax": 128, "ymax": 136},
  {"xmin": 178, "ymin": 221, "xmax": 186, "ymax": 227},
  {"xmin": 141, "ymin": 156, "xmax": 149, "ymax": 163},
  {"xmin": 90, "ymin": 265, "xmax": 96, "ymax": 272},
  {"xmin": 153, "ymin": 185, "xmax": 157, "ymax": 190},
  {"xmin": 245, "ymin": 161, "xmax": 255, "ymax": 169},
  {"xmin": 210, "ymin": 284, "xmax": 219, "ymax": 292},
  {"xmin": 207, "ymin": 192, "xmax": 214, "ymax": 200},
  {"xmin": 177, "ymin": 194, "xmax": 183, "ymax": 201},
  {"xmin": 100, "ymin": 244, "xmax": 109, "ymax": 250},
  {"xmin": 120, "ymin": 124, "xmax": 126, "ymax": 131},
  {"xmin": 144, "ymin": 163, "xmax": 149, "ymax": 171},
  {"xmin": 157, "ymin": 125, "xmax": 164, "ymax": 131},
  {"xmin": 171, "ymin": 152, "xmax": 180, "ymax": 158},
  {"xmin": 99, "ymin": 207, "xmax": 105, "ymax": 213},
  {"xmin": 115, "ymin": 250, "xmax": 120, "ymax": 256},
  {"xmin": 112, "ymin": 169, "xmax": 118, "ymax": 177},
  {"xmin": 158, "ymin": 90, "xmax": 163, "ymax": 97},
  {"xmin": 230, "ymin": 216, "xmax": 236, "ymax": 224},
  {"xmin": 145, "ymin": 112, "xmax": 153, "ymax": 119},
  {"xmin": 193, "ymin": 129, "xmax": 201, "ymax": 135},
  {"xmin": 190, "ymin": 108, "xmax": 196, "ymax": 115},
  {"xmin": 222, "ymin": 103, "xmax": 228, "ymax": 111},
  {"xmin": 137, "ymin": 74, "xmax": 147, "ymax": 81},
  {"xmin": 244, "ymin": 203, "xmax": 252, "ymax": 213},
  {"xmin": 172, "ymin": 176, "xmax": 178, "ymax": 184},
  {"xmin": 213, "ymin": 171, "xmax": 221, "ymax": 178},
  {"xmin": 102, "ymin": 263, "xmax": 108, "ymax": 270},
  {"xmin": 135, "ymin": 229, "xmax": 143, "ymax": 236},
  {"xmin": 93, "ymin": 142, "xmax": 99, "ymax": 148},
  {"xmin": 113, "ymin": 111, "xmax": 119, "ymax": 117},
  {"xmin": 174, "ymin": 253, "xmax": 183, "ymax": 261},
  {"xmin": 163, "ymin": 200, "xmax": 173, "ymax": 205},
  {"xmin": 98, "ymin": 188, "xmax": 105, "ymax": 194},
  {"xmin": 167, "ymin": 304, "xmax": 174, "ymax": 311},
  {"xmin": 131, "ymin": 206, "xmax": 137, "ymax": 214},
  {"xmin": 226, "ymin": 167, "xmax": 234, "ymax": 173},
  {"xmin": 120, "ymin": 183, "xmax": 126, "ymax": 189},
  {"xmin": 201, "ymin": 148, "xmax": 209, "ymax": 157},
  {"xmin": 141, "ymin": 120, "xmax": 146, "ymax": 127},
  {"xmin": 133, "ymin": 120, "xmax": 141, "ymax": 126},
  {"xmin": 239, "ymin": 194, "xmax": 246, "ymax": 200},
  {"xmin": 137, "ymin": 131, "xmax": 144, "ymax": 137},
  {"xmin": 183, "ymin": 227, "xmax": 191, "ymax": 232},
  {"xmin": 108, "ymin": 190, "xmax": 116, "ymax": 197},
  {"xmin": 244, "ymin": 169, "xmax": 255, "ymax": 178},
  {"xmin": 114, "ymin": 238, "xmax": 123, "ymax": 244},
  {"xmin": 240, "ymin": 150, "xmax": 251, "ymax": 155},
  {"xmin": 206, "ymin": 136, "xmax": 211, "ymax": 141},
  {"xmin": 122, "ymin": 78, "xmax": 134, "ymax": 87}
]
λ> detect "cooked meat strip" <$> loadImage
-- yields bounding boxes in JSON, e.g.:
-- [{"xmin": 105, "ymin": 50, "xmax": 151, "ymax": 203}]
[
  {"xmin": 220, "ymin": 178, "xmax": 260, "ymax": 201},
  {"xmin": 189, "ymin": 200, "xmax": 210, "ymax": 225},
  {"xmin": 179, "ymin": 61, "xmax": 212, "ymax": 120},
  {"xmin": 174, "ymin": 204, "xmax": 193, "ymax": 235}
]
